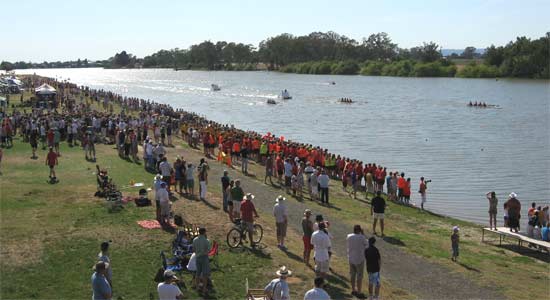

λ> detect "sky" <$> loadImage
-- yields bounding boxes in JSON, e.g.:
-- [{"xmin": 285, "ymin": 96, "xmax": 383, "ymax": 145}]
[{"xmin": 1, "ymin": 0, "xmax": 548, "ymax": 62}]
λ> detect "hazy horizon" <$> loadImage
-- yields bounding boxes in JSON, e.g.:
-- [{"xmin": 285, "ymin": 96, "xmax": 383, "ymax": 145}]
[{"xmin": 1, "ymin": 0, "xmax": 548, "ymax": 62}]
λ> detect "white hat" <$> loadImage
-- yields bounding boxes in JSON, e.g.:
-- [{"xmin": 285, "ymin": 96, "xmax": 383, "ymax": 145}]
[
  {"xmin": 276, "ymin": 195, "xmax": 286, "ymax": 203},
  {"xmin": 275, "ymin": 266, "xmax": 292, "ymax": 276},
  {"xmin": 509, "ymin": 192, "xmax": 517, "ymax": 199},
  {"xmin": 453, "ymin": 226, "xmax": 460, "ymax": 232},
  {"xmin": 244, "ymin": 193, "xmax": 255, "ymax": 201}
]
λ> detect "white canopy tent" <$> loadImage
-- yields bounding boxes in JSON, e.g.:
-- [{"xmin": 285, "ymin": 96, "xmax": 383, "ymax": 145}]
[{"xmin": 35, "ymin": 83, "xmax": 57, "ymax": 95}]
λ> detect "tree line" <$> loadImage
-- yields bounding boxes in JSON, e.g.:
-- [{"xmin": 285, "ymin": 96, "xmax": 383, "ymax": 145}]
[{"xmin": 2, "ymin": 32, "xmax": 548, "ymax": 78}]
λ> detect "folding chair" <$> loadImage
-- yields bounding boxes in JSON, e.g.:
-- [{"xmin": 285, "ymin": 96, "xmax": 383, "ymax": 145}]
[{"xmin": 246, "ymin": 278, "xmax": 267, "ymax": 300}]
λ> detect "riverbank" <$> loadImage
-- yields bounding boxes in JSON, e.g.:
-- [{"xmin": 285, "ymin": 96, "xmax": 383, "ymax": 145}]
[{"xmin": 2, "ymin": 85, "xmax": 548, "ymax": 299}]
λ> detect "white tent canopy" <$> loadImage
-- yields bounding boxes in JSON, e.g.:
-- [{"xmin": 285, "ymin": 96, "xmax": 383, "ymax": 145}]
[{"xmin": 35, "ymin": 83, "xmax": 57, "ymax": 95}]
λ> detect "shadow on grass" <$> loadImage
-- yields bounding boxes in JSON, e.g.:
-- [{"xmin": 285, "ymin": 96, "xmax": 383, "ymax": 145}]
[
  {"xmin": 457, "ymin": 262, "xmax": 481, "ymax": 273},
  {"xmin": 281, "ymin": 249, "xmax": 303, "ymax": 262},
  {"xmin": 495, "ymin": 244, "xmax": 550, "ymax": 263},
  {"xmin": 383, "ymin": 236, "xmax": 406, "ymax": 247},
  {"xmin": 201, "ymin": 198, "xmax": 221, "ymax": 210}
]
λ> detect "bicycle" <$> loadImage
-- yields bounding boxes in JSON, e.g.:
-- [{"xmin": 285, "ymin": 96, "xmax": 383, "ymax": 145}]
[{"xmin": 226, "ymin": 218, "xmax": 263, "ymax": 248}]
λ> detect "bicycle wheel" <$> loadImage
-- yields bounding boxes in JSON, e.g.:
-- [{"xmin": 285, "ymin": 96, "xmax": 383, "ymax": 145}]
[
  {"xmin": 226, "ymin": 228, "xmax": 242, "ymax": 248},
  {"xmin": 251, "ymin": 224, "xmax": 263, "ymax": 244}
]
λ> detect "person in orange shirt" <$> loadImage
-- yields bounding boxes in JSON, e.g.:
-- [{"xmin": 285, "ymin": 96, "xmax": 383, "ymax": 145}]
[
  {"xmin": 397, "ymin": 173, "xmax": 406, "ymax": 203},
  {"xmin": 403, "ymin": 178, "xmax": 411, "ymax": 205},
  {"xmin": 232, "ymin": 139, "xmax": 241, "ymax": 164},
  {"xmin": 252, "ymin": 138, "xmax": 260, "ymax": 162}
]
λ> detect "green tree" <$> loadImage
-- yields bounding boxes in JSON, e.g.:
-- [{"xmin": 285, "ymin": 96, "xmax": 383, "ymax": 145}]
[{"xmin": 462, "ymin": 46, "xmax": 477, "ymax": 59}]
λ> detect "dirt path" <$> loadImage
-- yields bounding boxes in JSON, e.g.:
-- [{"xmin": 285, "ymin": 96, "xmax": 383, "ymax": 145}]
[{"xmin": 170, "ymin": 145, "xmax": 503, "ymax": 300}]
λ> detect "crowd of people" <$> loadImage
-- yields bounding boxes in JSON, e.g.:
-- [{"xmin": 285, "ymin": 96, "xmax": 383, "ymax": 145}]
[{"xmin": 4, "ymin": 75, "xmax": 546, "ymax": 300}]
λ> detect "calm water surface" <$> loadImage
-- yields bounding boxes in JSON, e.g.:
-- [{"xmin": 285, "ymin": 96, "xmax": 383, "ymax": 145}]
[{"xmin": 15, "ymin": 68, "xmax": 550, "ymax": 225}]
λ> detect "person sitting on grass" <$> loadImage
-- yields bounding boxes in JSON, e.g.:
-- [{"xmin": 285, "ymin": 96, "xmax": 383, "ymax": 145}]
[{"xmin": 157, "ymin": 270, "xmax": 183, "ymax": 300}]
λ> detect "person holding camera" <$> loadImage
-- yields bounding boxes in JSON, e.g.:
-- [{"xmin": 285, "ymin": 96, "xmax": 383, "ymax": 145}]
[{"xmin": 419, "ymin": 177, "xmax": 430, "ymax": 210}]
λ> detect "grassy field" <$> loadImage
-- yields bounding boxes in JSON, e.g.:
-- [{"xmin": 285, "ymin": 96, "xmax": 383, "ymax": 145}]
[{"xmin": 1, "ymin": 90, "xmax": 548, "ymax": 300}]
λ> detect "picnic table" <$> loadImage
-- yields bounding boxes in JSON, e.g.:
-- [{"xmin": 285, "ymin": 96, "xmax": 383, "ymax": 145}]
[{"xmin": 482, "ymin": 227, "xmax": 550, "ymax": 252}]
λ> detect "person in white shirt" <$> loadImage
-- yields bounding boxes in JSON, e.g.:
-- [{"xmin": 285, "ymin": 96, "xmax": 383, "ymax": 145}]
[
  {"xmin": 186, "ymin": 253, "xmax": 198, "ymax": 288},
  {"xmin": 159, "ymin": 157, "xmax": 172, "ymax": 192},
  {"xmin": 273, "ymin": 196, "xmax": 288, "ymax": 250},
  {"xmin": 311, "ymin": 222, "xmax": 331, "ymax": 278},
  {"xmin": 264, "ymin": 266, "xmax": 291, "ymax": 300},
  {"xmin": 157, "ymin": 182, "xmax": 171, "ymax": 226},
  {"xmin": 304, "ymin": 277, "xmax": 331, "ymax": 300},
  {"xmin": 157, "ymin": 270, "xmax": 183, "ymax": 300},
  {"xmin": 346, "ymin": 225, "xmax": 368, "ymax": 297},
  {"xmin": 317, "ymin": 169, "xmax": 330, "ymax": 205}
]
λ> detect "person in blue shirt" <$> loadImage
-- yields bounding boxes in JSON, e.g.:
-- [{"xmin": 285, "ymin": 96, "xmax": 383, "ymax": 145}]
[
  {"xmin": 542, "ymin": 224, "xmax": 550, "ymax": 241},
  {"xmin": 91, "ymin": 261, "xmax": 112, "ymax": 300}
]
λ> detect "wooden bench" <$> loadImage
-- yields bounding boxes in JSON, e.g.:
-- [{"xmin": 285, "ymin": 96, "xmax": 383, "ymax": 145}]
[
  {"xmin": 246, "ymin": 278, "xmax": 266, "ymax": 300},
  {"xmin": 482, "ymin": 227, "xmax": 550, "ymax": 252}
]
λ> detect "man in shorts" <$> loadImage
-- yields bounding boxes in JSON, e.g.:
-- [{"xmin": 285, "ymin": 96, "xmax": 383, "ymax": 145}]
[
  {"xmin": 371, "ymin": 191, "xmax": 386, "ymax": 236},
  {"xmin": 240, "ymin": 193, "xmax": 259, "ymax": 247},
  {"xmin": 192, "ymin": 227, "xmax": 212, "ymax": 295},
  {"xmin": 231, "ymin": 180, "xmax": 244, "ymax": 219},
  {"xmin": 283, "ymin": 158, "xmax": 293, "ymax": 194},
  {"xmin": 365, "ymin": 237, "xmax": 381, "ymax": 300},
  {"xmin": 273, "ymin": 195, "xmax": 288, "ymax": 250},
  {"xmin": 45, "ymin": 147, "xmax": 58, "ymax": 181},
  {"xmin": 347, "ymin": 225, "xmax": 368, "ymax": 297}
]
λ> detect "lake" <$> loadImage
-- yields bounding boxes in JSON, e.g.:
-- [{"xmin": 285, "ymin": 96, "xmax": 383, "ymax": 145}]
[{"xmin": 15, "ymin": 68, "xmax": 550, "ymax": 225}]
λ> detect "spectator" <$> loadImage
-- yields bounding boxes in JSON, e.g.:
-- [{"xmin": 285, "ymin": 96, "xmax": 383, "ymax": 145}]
[
  {"xmin": 221, "ymin": 170, "xmax": 230, "ymax": 212},
  {"xmin": 505, "ymin": 193, "xmax": 521, "ymax": 233},
  {"xmin": 97, "ymin": 241, "xmax": 112, "ymax": 288},
  {"xmin": 231, "ymin": 179, "xmax": 245, "ymax": 220},
  {"xmin": 486, "ymin": 191, "xmax": 498, "ymax": 230},
  {"xmin": 264, "ymin": 266, "xmax": 291, "ymax": 300},
  {"xmin": 192, "ymin": 227, "xmax": 212, "ymax": 295},
  {"xmin": 186, "ymin": 163, "xmax": 195, "ymax": 196},
  {"xmin": 371, "ymin": 191, "xmax": 386, "ymax": 237},
  {"xmin": 304, "ymin": 277, "xmax": 330, "ymax": 300},
  {"xmin": 364, "ymin": 237, "xmax": 381, "ymax": 300},
  {"xmin": 311, "ymin": 222, "xmax": 331, "ymax": 278},
  {"xmin": 273, "ymin": 195, "xmax": 288, "ymax": 250},
  {"xmin": 198, "ymin": 159, "xmax": 209, "ymax": 201},
  {"xmin": 309, "ymin": 168, "xmax": 319, "ymax": 201},
  {"xmin": 158, "ymin": 182, "xmax": 171, "ymax": 226},
  {"xmin": 159, "ymin": 157, "xmax": 172, "ymax": 193},
  {"xmin": 347, "ymin": 225, "xmax": 368, "ymax": 297},
  {"xmin": 186, "ymin": 252, "xmax": 197, "ymax": 289},
  {"xmin": 318, "ymin": 169, "xmax": 330, "ymax": 205},
  {"xmin": 240, "ymin": 193, "xmax": 259, "ymax": 247},
  {"xmin": 302, "ymin": 209, "xmax": 314, "ymax": 266},
  {"xmin": 284, "ymin": 158, "xmax": 293, "ymax": 194},
  {"xmin": 45, "ymin": 147, "xmax": 58, "ymax": 181},
  {"xmin": 264, "ymin": 154, "xmax": 274, "ymax": 185},
  {"xmin": 91, "ymin": 261, "xmax": 112, "ymax": 300},
  {"xmin": 157, "ymin": 270, "xmax": 183, "ymax": 300},
  {"xmin": 542, "ymin": 223, "xmax": 550, "ymax": 241},
  {"xmin": 451, "ymin": 226, "xmax": 460, "ymax": 262},
  {"xmin": 419, "ymin": 177, "xmax": 428, "ymax": 210}
]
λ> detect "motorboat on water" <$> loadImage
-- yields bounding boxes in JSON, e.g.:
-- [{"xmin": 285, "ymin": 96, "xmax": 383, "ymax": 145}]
[
  {"xmin": 279, "ymin": 89, "xmax": 292, "ymax": 100},
  {"xmin": 211, "ymin": 84, "xmax": 221, "ymax": 91},
  {"xmin": 267, "ymin": 99, "xmax": 277, "ymax": 105}
]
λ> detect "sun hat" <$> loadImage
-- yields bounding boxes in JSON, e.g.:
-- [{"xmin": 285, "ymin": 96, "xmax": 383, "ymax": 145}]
[
  {"xmin": 244, "ymin": 193, "xmax": 255, "ymax": 201},
  {"xmin": 276, "ymin": 266, "xmax": 292, "ymax": 277},
  {"xmin": 276, "ymin": 195, "xmax": 286, "ymax": 203},
  {"xmin": 163, "ymin": 269, "xmax": 178, "ymax": 280},
  {"xmin": 509, "ymin": 192, "xmax": 517, "ymax": 199},
  {"xmin": 453, "ymin": 226, "xmax": 460, "ymax": 232},
  {"xmin": 304, "ymin": 209, "xmax": 312, "ymax": 215}
]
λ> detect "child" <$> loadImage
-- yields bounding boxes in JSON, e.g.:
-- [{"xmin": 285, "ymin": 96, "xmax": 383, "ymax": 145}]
[{"xmin": 451, "ymin": 226, "xmax": 460, "ymax": 262}]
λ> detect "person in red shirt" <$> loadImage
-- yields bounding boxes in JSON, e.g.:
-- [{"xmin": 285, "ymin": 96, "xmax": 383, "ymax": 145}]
[
  {"xmin": 45, "ymin": 147, "xmax": 58, "ymax": 180},
  {"xmin": 276, "ymin": 155, "xmax": 284, "ymax": 185},
  {"xmin": 240, "ymin": 193, "xmax": 259, "ymax": 247},
  {"xmin": 403, "ymin": 178, "xmax": 411, "ymax": 205},
  {"xmin": 397, "ymin": 173, "xmax": 406, "ymax": 203}
]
